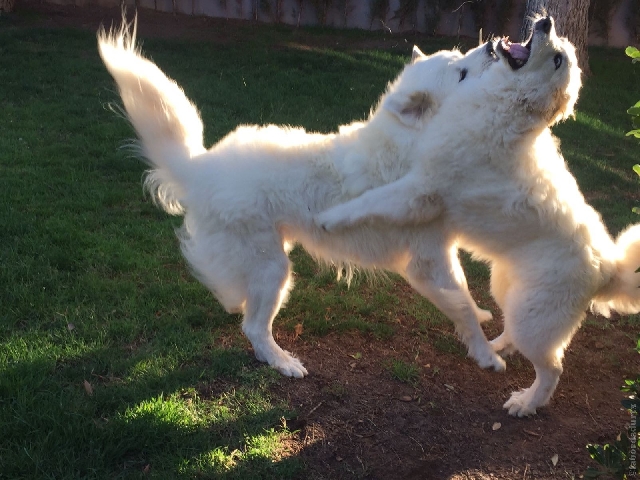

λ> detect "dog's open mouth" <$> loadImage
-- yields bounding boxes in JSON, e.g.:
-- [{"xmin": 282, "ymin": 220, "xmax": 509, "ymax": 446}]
[{"xmin": 496, "ymin": 36, "xmax": 532, "ymax": 70}]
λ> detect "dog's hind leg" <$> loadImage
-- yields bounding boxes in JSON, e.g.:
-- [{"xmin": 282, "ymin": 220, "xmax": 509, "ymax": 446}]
[
  {"xmin": 490, "ymin": 261, "xmax": 510, "ymax": 310},
  {"xmin": 241, "ymin": 251, "xmax": 307, "ymax": 378},
  {"xmin": 489, "ymin": 262, "xmax": 516, "ymax": 356},
  {"xmin": 501, "ymin": 285, "xmax": 584, "ymax": 416},
  {"xmin": 405, "ymin": 240, "xmax": 505, "ymax": 372},
  {"xmin": 180, "ymin": 224, "xmax": 305, "ymax": 377},
  {"xmin": 490, "ymin": 332, "xmax": 517, "ymax": 356},
  {"xmin": 179, "ymin": 227, "xmax": 248, "ymax": 314},
  {"xmin": 504, "ymin": 361, "xmax": 563, "ymax": 417}
]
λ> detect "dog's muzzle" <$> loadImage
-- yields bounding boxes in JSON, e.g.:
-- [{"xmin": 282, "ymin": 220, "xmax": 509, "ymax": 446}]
[
  {"xmin": 496, "ymin": 16, "xmax": 556, "ymax": 70},
  {"xmin": 535, "ymin": 16, "xmax": 553, "ymax": 35}
]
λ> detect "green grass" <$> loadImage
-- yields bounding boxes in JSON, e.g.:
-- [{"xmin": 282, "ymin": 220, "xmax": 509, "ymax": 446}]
[
  {"xmin": 385, "ymin": 359, "xmax": 421, "ymax": 385},
  {"xmin": 1, "ymin": 11, "xmax": 639, "ymax": 479}
]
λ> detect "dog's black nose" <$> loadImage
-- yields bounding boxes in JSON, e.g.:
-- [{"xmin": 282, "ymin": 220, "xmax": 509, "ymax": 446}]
[{"xmin": 535, "ymin": 16, "xmax": 553, "ymax": 34}]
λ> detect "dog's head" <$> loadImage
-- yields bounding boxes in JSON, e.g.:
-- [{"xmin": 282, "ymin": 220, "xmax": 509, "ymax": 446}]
[
  {"xmin": 377, "ymin": 41, "xmax": 499, "ymax": 129},
  {"xmin": 490, "ymin": 16, "xmax": 581, "ymax": 126}
]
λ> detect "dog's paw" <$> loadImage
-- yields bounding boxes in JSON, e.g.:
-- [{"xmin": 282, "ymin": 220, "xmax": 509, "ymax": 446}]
[
  {"xmin": 468, "ymin": 342, "xmax": 506, "ymax": 372},
  {"xmin": 256, "ymin": 348, "xmax": 308, "ymax": 378},
  {"xmin": 273, "ymin": 352, "xmax": 308, "ymax": 378},
  {"xmin": 476, "ymin": 307, "xmax": 493, "ymax": 323},
  {"xmin": 314, "ymin": 217, "xmax": 337, "ymax": 233},
  {"xmin": 314, "ymin": 210, "xmax": 347, "ymax": 233},
  {"xmin": 490, "ymin": 334, "xmax": 517, "ymax": 357},
  {"xmin": 251, "ymin": 338, "xmax": 308, "ymax": 378},
  {"xmin": 503, "ymin": 389, "xmax": 538, "ymax": 417},
  {"xmin": 475, "ymin": 351, "xmax": 507, "ymax": 372}
]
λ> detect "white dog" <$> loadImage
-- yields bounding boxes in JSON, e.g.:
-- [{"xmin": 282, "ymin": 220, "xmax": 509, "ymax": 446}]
[
  {"xmin": 98, "ymin": 19, "xmax": 504, "ymax": 378},
  {"xmin": 317, "ymin": 17, "xmax": 640, "ymax": 416}
]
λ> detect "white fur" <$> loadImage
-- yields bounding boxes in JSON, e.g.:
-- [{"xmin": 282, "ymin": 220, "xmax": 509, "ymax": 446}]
[
  {"xmin": 317, "ymin": 18, "xmax": 640, "ymax": 416},
  {"xmin": 98, "ymin": 20, "xmax": 504, "ymax": 378}
]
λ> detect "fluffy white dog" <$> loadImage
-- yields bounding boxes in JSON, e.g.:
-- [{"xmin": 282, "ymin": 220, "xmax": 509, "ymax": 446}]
[
  {"xmin": 98, "ymin": 20, "xmax": 504, "ymax": 378},
  {"xmin": 317, "ymin": 17, "xmax": 640, "ymax": 416}
]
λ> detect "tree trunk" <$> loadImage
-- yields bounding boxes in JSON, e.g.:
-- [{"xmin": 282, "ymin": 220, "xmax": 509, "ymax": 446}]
[
  {"xmin": 0, "ymin": 0, "xmax": 15, "ymax": 13},
  {"xmin": 521, "ymin": 0, "xmax": 591, "ymax": 75}
]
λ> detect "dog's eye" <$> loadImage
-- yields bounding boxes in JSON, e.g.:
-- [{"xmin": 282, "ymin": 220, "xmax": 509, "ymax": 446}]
[
  {"xmin": 486, "ymin": 41, "xmax": 498, "ymax": 59},
  {"xmin": 553, "ymin": 53, "xmax": 563, "ymax": 70},
  {"xmin": 459, "ymin": 68, "xmax": 468, "ymax": 82}
]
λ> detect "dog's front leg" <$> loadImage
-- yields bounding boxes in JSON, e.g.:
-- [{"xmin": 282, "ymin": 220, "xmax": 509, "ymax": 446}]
[{"xmin": 315, "ymin": 176, "xmax": 443, "ymax": 232}]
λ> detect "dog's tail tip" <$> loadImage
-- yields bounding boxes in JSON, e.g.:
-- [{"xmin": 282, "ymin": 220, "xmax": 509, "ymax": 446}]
[
  {"xmin": 97, "ymin": 12, "xmax": 139, "ymax": 61},
  {"xmin": 592, "ymin": 223, "xmax": 640, "ymax": 316},
  {"xmin": 98, "ymin": 13, "xmax": 205, "ymax": 165}
]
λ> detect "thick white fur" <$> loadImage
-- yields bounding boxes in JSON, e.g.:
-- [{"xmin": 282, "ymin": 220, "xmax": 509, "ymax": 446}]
[
  {"xmin": 98, "ymin": 20, "xmax": 503, "ymax": 378},
  {"xmin": 317, "ymin": 18, "xmax": 640, "ymax": 416}
]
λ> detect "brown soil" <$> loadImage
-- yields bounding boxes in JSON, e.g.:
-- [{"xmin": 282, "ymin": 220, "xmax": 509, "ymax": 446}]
[
  {"xmin": 271, "ymin": 278, "xmax": 637, "ymax": 479},
  {"xmin": 13, "ymin": 2, "xmax": 638, "ymax": 478}
]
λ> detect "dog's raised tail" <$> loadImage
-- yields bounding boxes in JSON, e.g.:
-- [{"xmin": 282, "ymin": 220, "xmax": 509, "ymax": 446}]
[
  {"xmin": 98, "ymin": 18, "xmax": 205, "ymax": 214},
  {"xmin": 591, "ymin": 224, "xmax": 640, "ymax": 317}
]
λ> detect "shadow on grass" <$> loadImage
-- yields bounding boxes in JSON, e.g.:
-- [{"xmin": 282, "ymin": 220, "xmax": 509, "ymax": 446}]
[{"xmin": 0, "ymin": 343, "xmax": 303, "ymax": 479}]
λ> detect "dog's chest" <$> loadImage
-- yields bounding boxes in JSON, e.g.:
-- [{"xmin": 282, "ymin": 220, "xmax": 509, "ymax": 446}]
[{"xmin": 446, "ymin": 176, "xmax": 552, "ymax": 248}]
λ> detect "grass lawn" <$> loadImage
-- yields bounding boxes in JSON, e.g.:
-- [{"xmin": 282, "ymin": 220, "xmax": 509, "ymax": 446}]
[{"xmin": 1, "ymin": 7, "xmax": 639, "ymax": 479}]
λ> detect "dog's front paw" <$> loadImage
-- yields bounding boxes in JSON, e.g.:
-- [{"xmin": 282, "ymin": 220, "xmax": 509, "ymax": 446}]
[
  {"xmin": 503, "ymin": 389, "xmax": 538, "ymax": 417},
  {"xmin": 314, "ymin": 211, "xmax": 345, "ymax": 233}
]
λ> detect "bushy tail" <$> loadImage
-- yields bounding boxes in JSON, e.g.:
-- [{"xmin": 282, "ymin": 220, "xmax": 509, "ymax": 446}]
[
  {"xmin": 592, "ymin": 224, "xmax": 640, "ymax": 316},
  {"xmin": 98, "ymin": 17, "xmax": 205, "ymax": 214}
]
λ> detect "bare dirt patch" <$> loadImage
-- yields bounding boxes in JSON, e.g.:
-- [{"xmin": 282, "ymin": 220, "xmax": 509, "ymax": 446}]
[
  {"xmin": 274, "ymin": 316, "xmax": 636, "ymax": 479},
  {"xmin": 14, "ymin": 2, "xmax": 638, "ymax": 478}
]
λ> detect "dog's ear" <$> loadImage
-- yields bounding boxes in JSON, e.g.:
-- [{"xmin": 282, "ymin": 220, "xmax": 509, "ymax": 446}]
[
  {"xmin": 382, "ymin": 90, "xmax": 437, "ymax": 128},
  {"xmin": 411, "ymin": 45, "xmax": 426, "ymax": 63}
]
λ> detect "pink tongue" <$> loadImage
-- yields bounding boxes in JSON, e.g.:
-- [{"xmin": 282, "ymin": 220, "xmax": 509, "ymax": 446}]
[{"xmin": 509, "ymin": 44, "xmax": 529, "ymax": 60}]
